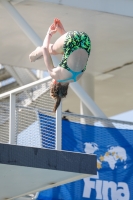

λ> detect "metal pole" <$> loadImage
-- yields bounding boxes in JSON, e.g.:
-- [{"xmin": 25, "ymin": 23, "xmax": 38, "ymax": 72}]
[
  {"xmin": 0, "ymin": 0, "xmax": 59, "ymax": 66},
  {"xmin": 4, "ymin": 65, "xmax": 24, "ymax": 86},
  {"xmin": 1, "ymin": 0, "xmax": 42, "ymax": 47},
  {"xmin": 9, "ymin": 93, "xmax": 16, "ymax": 144},
  {"xmin": 80, "ymin": 73, "xmax": 94, "ymax": 116},
  {"xmin": 56, "ymin": 102, "xmax": 62, "ymax": 150},
  {"xmin": 70, "ymin": 82, "xmax": 107, "ymax": 118}
]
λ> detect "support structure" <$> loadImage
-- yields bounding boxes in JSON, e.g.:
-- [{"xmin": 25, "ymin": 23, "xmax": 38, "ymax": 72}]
[
  {"xmin": 4, "ymin": 64, "xmax": 37, "ymax": 86},
  {"xmin": 56, "ymin": 102, "xmax": 62, "ymax": 150},
  {"xmin": 70, "ymin": 82, "xmax": 107, "ymax": 118},
  {"xmin": 9, "ymin": 93, "xmax": 16, "ymax": 144},
  {"xmin": 80, "ymin": 72, "xmax": 94, "ymax": 116}
]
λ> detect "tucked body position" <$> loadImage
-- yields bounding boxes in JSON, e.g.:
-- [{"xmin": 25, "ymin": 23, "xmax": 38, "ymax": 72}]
[{"xmin": 29, "ymin": 18, "xmax": 91, "ymax": 112}]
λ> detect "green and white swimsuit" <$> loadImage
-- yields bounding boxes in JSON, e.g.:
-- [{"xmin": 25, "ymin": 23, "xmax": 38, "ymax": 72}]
[{"xmin": 57, "ymin": 31, "xmax": 91, "ymax": 83}]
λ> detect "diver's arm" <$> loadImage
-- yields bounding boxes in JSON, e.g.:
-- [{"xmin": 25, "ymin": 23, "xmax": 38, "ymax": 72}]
[{"xmin": 42, "ymin": 32, "xmax": 60, "ymax": 79}]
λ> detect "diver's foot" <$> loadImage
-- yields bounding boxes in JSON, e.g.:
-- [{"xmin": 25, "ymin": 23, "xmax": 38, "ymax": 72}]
[{"xmin": 29, "ymin": 47, "xmax": 43, "ymax": 62}]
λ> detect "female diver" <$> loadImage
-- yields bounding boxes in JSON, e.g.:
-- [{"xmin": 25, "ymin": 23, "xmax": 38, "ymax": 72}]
[{"xmin": 29, "ymin": 18, "xmax": 91, "ymax": 112}]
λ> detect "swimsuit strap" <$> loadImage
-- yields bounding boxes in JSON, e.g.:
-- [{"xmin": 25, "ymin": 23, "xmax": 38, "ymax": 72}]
[{"xmin": 57, "ymin": 68, "xmax": 83, "ymax": 83}]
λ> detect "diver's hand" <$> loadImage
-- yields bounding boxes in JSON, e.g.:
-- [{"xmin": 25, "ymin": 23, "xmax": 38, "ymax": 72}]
[
  {"xmin": 47, "ymin": 23, "xmax": 57, "ymax": 36},
  {"xmin": 43, "ymin": 24, "xmax": 57, "ymax": 48}
]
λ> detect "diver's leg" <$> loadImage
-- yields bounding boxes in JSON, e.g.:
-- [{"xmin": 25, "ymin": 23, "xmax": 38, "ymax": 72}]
[
  {"xmin": 29, "ymin": 33, "xmax": 67, "ymax": 62},
  {"xmin": 29, "ymin": 44, "xmax": 57, "ymax": 62},
  {"xmin": 51, "ymin": 33, "xmax": 67, "ymax": 54}
]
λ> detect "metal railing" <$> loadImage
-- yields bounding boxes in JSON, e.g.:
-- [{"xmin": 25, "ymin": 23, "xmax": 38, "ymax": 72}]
[
  {"xmin": 0, "ymin": 76, "xmax": 54, "ymax": 145},
  {"xmin": 0, "ymin": 74, "xmax": 133, "ymax": 151}
]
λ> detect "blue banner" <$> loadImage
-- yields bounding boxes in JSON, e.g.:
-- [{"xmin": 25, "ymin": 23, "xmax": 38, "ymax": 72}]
[{"xmin": 37, "ymin": 113, "xmax": 133, "ymax": 200}]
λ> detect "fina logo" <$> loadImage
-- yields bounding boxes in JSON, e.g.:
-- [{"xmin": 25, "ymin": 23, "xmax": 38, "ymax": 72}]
[{"xmin": 83, "ymin": 143, "xmax": 130, "ymax": 200}]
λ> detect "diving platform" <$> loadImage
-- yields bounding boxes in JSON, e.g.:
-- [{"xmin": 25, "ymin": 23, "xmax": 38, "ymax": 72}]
[{"xmin": 0, "ymin": 143, "xmax": 97, "ymax": 200}]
